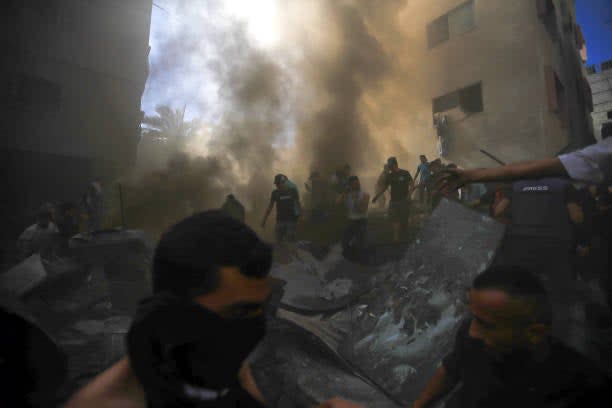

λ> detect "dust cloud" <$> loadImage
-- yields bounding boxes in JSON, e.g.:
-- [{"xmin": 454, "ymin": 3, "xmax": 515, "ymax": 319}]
[{"xmin": 117, "ymin": 0, "xmax": 443, "ymax": 237}]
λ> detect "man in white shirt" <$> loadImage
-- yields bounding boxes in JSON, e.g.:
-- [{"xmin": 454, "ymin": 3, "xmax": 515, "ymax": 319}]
[
  {"xmin": 437, "ymin": 136, "xmax": 612, "ymax": 190},
  {"xmin": 17, "ymin": 209, "xmax": 59, "ymax": 259}
]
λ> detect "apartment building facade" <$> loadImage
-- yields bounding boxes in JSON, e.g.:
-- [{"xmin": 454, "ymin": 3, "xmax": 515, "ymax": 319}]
[
  {"xmin": 397, "ymin": 0, "xmax": 594, "ymax": 167},
  {"xmin": 0, "ymin": 0, "xmax": 152, "ymax": 237},
  {"xmin": 588, "ymin": 60, "xmax": 612, "ymax": 141}
]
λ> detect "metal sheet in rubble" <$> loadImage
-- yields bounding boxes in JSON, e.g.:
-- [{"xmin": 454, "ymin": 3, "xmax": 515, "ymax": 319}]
[
  {"xmin": 272, "ymin": 200, "xmax": 505, "ymax": 405},
  {"xmin": 270, "ymin": 244, "xmax": 382, "ymax": 313},
  {"xmin": 0, "ymin": 253, "xmax": 47, "ymax": 296},
  {"xmin": 333, "ymin": 199, "xmax": 505, "ymax": 404},
  {"xmin": 251, "ymin": 317, "xmax": 401, "ymax": 408}
]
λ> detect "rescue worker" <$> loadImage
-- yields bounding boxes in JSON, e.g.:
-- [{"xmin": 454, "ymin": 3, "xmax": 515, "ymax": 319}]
[
  {"xmin": 337, "ymin": 176, "xmax": 370, "ymax": 253},
  {"xmin": 494, "ymin": 178, "xmax": 588, "ymax": 351},
  {"xmin": 221, "ymin": 194, "xmax": 246, "ymax": 223},
  {"xmin": 261, "ymin": 174, "xmax": 301, "ymax": 243},
  {"xmin": 372, "ymin": 157, "xmax": 414, "ymax": 243}
]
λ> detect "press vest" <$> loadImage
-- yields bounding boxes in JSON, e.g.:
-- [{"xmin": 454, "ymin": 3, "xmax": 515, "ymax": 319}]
[{"xmin": 508, "ymin": 178, "xmax": 573, "ymax": 241}]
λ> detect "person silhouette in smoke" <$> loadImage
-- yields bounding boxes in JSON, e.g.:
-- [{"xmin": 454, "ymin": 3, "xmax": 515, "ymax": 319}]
[
  {"xmin": 337, "ymin": 175, "xmax": 370, "ymax": 255},
  {"xmin": 261, "ymin": 174, "xmax": 301, "ymax": 243},
  {"xmin": 65, "ymin": 211, "xmax": 364, "ymax": 408}
]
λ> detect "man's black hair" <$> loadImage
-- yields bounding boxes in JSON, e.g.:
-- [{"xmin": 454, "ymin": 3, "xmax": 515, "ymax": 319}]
[
  {"xmin": 348, "ymin": 175, "xmax": 359, "ymax": 183},
  {"xmin": 473, "ymin": 265, "xmax": 552, "ymax": 324},
  {"xmin": 152, "ymin": 210, "xmax": 272, "ymax": 298},
  {"xmin": 387, "ymin": 157, "xmax": 398, "ymax": 166},
  {"xmin": 227, "ymin": 194, "xmax": 235, "ymax": 200}
]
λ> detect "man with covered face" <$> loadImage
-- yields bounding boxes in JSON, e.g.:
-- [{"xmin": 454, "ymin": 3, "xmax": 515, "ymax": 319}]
[
  {"xmin": 411, "ymin": 265, "xmax": 610, "ymax": 408},
  {"xmin": 66, "ymin": 211, "xmax": 362, "ymax": 408}
]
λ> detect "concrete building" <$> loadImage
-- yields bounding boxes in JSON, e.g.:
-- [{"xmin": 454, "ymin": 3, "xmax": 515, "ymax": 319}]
[
  {"xmin": 0, "ymin": 1, "xmax": 152, "ymax": 239},
  {"xmin": 398, "ymin": 0, "xmax": 594, "ymax": 167},
  {"xmin": 588, "ymin": 60, "xmax": 612, "ymax": 141}
]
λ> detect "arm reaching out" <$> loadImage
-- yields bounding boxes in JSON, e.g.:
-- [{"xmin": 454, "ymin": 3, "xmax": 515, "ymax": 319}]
[
  {"xmin": 435, "ymin": 158, "xmax": 567, "ymax": 192},
  {"xmin": 261, "ymin": 202, "xmax": 274, "ymax": 228}
]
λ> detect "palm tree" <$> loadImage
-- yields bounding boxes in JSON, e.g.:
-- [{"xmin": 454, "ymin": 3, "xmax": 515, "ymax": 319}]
[{"xmin": 141, "ymin": 105, "xmax": 196, "ymax": 149}]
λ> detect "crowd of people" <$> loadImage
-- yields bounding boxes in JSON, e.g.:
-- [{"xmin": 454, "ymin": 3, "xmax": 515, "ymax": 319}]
[
  {"xmin": 4, "ymin": 135, "xmax": 612, "ymax": 407},
  {"xmin": 249, "ymin": 154, "xmax": 467, "ymax": 252},
  {"xmin": 13, "ymin": 180, "xmax": 105, "ymax": 262}
]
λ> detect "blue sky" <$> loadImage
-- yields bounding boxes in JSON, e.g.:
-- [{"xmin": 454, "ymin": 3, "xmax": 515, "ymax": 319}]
[{"xmin": 575, "ymin": 0, "xmax": 612, "ymax": 68}]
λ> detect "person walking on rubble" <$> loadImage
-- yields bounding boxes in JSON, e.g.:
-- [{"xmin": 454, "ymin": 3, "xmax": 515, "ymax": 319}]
[
  {"xmin": 372, "ymin": 157, "xmax": 414, "ymax": 243},
  {"xmin": 261, "ymin": 174, "xmax": 301, "ymax": 243},
  {"xmin": 414, "ymin": 155, "xmax": 432, "ymax": 208},
  {"xmin": 337, "ymin": 176, "xmax": 370, "ymax": 253}
]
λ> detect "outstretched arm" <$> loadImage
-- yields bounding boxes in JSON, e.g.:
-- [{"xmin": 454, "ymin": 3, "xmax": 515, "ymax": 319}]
[
  {"xmin": 261, "ymin": 201, "xmax": 274, "ymax": 228},
  {"xmin": 435, "ymin": 158, "xmax": 567, "ymax": 192},
  {"xmin": 372, "ymin": 184, "xmax": 389, "ymax": 203}
]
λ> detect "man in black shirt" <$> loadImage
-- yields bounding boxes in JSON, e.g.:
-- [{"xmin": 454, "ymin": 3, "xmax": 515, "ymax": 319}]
[
  {"xmin": 262, "ymin": 174, "xmax": 301, "ymax": 243},
  {"xmin": 372, "ymin": 157, "xmax": 414, "ymax": 243},
  {"xmin": 66, "ymin": 212, "xmax": 361, "ymax": 408},
  {"xmin": 412, "ymin": 265, "xmax": 610, "ymax": 408}
]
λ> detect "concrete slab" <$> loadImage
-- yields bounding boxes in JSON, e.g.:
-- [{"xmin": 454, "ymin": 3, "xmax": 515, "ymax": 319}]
[
  {"xmin": 270, "ymin": 244, "xmax": 382, "ymax": 313},
  {"xmin": 273, "ymin": 200, "xmax": 505, "ymax": 405},
  {"xmin": 0, "ymin": 253, "xmax": 46, "ymax": 296}
]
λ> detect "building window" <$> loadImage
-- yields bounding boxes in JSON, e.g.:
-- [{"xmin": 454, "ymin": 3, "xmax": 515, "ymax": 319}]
[
  {"xmin": 427, "ymin": 0, "xmax": 474, "ymax": 49},
  {"xmin": 607, "ymin": 111, "xmax": 612, "ymax": 120},
  {"xmin": 433, "ymin": 82, "xmax": 483, "ymax": 114},
  {"xmin": 427, "ymin": 15, "xmax": 449, "ymax": 49},
  {"xmin": 544, "ymin": 66, "xmax": 568, "ymax": 127}
]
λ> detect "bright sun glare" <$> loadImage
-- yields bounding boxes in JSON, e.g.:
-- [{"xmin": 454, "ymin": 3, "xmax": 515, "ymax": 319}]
[{"xmin": 223, "ymin": 0, "xmax": 282, "ymax": 48}]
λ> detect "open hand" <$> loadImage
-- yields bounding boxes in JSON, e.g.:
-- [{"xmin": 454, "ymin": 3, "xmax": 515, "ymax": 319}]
[{"xmin": 433, "ymin": 168, "xmax": 471, "ymax": 195}]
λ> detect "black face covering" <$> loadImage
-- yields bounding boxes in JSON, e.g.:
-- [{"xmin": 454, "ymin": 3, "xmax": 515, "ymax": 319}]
[{"xmin": 127, "ymin": 293, "xmax": 266, "ymax": 407}]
